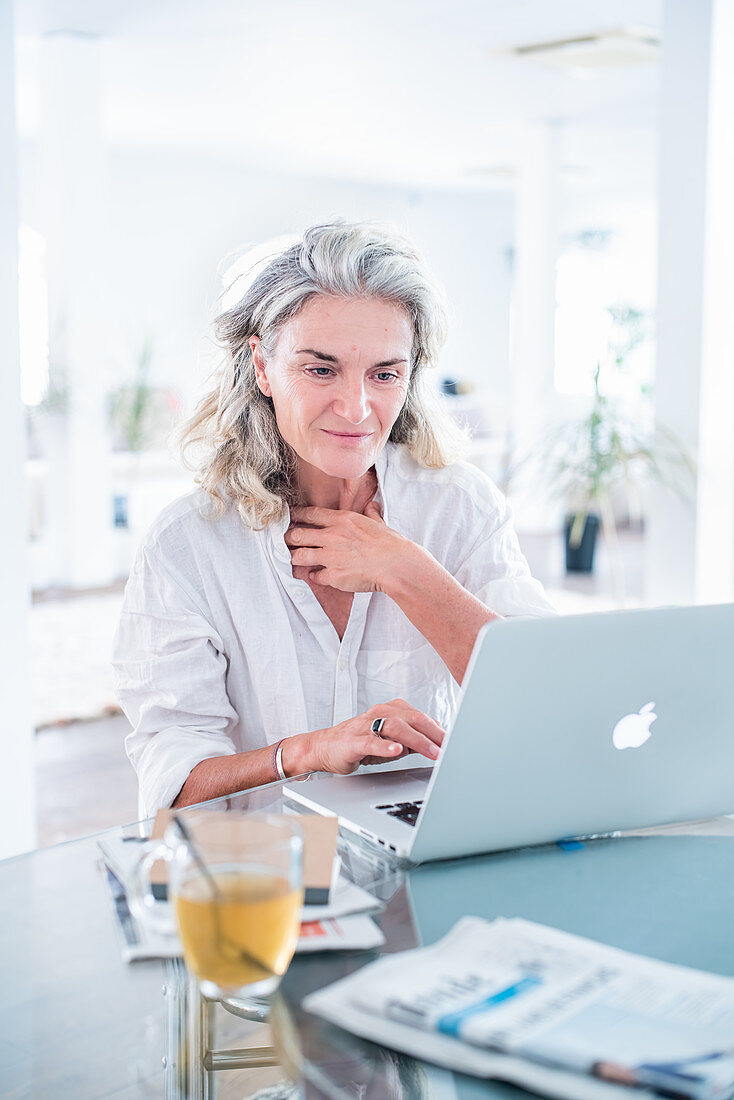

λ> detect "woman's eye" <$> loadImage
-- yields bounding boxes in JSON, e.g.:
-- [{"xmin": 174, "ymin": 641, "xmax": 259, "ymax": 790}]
[
  {"xmin": 308, "ymin": 366, "xmax": 334, "ymax": 378},
  {"xmin": 375, "ymin": 371, "xmax": 398, "ymax": 383}
]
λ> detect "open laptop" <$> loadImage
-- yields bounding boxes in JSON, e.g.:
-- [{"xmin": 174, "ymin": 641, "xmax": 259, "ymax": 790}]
[{"xmin": 287, "ymin": 604, "xmax": 734, "ymax": 863}]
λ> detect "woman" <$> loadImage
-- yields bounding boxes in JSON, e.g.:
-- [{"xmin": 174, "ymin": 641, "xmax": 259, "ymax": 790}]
[{"xmin": 113, "ymin": 222, "xmax": 554, "ymax": 816}]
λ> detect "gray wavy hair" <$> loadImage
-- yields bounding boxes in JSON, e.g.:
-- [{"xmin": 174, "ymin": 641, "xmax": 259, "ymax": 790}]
[{"xmin": 178, "ymin": 221, "xmax": 467, "ymax": 528}]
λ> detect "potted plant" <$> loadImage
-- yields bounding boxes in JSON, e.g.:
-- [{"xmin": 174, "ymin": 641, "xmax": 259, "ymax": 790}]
[
  {"xmin": 532, "ymin": 363, "xmax": 695, "ymax": 594},
  {"xmin": 107, "ymin": 337, "xmax": 180, "ymax": 454},
  {"xmin": 107, "ymin": 337, "xmax": 181, "ymax": 536}
]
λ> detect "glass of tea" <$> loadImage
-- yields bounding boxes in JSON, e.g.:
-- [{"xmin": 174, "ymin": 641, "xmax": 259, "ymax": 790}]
[{"xmin": 131, "ymin": 812, "xmax": 304, "ymax": 1000}]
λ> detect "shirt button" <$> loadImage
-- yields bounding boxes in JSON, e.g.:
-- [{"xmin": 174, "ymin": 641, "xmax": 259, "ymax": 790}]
[{"xmin": 293, "ymin": 588, "xmax": 306, "ymax": 601}]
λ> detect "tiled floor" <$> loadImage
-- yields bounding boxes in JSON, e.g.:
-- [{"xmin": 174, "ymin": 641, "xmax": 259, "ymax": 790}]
[{"xmin": 33, "ymin": 529, "xmax": 645, "ymax": 847}]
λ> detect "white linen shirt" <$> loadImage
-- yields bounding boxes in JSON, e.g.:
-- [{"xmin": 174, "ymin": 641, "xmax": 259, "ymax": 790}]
[{"xmin": 112, "ymin": 443, "xmax": 554, "ymax": 816}]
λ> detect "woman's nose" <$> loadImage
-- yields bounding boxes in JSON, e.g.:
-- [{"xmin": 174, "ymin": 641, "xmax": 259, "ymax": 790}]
[{"xmin": 332, "ymin": 380, "xmax": 370, "ymax": 424}]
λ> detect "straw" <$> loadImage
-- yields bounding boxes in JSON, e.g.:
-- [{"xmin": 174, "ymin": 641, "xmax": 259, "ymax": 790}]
[
  {"xmin": 170, "ymin": 813, "xmax": 265, "ymax": 974},
  {"xmin": 171, "ymin": 813, "xmax": 222, "ymax": 902}
]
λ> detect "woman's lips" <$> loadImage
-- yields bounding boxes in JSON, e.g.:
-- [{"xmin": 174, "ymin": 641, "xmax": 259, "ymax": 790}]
[{"xmin": 321, "ymin": 430, "xmax": 373, "ymax": 441}]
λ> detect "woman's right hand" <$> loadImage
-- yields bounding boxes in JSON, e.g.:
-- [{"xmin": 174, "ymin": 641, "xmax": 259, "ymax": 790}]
[{"xmin": 282, "ymin": 700, "xmax": 445, "ymax": 777}]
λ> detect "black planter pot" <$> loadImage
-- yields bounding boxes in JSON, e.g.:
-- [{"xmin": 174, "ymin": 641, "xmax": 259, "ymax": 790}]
[{"xmin": 565, "ymin": 513, "xmax": 600, "ymax": 573}]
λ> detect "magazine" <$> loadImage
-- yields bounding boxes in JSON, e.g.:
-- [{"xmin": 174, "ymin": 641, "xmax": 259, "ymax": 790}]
[{"xmin": 304, "ymin": 916, "xmax": 734, "ymax": 1100}]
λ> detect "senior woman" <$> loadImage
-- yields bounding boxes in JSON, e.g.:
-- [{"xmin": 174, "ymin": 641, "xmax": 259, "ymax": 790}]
[{"xmin": 113, "ymin": 222, "xmax": 554, "ymax": 817}]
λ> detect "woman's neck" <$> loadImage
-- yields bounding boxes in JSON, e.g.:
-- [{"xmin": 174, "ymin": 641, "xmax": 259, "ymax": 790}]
[{"xmin": 296, "ymin": 464, "xmax": 378, "ymax": 514}]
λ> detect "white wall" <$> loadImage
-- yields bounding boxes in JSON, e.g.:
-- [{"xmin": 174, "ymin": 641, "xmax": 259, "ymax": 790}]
[
  {"xmin": 0, "ymin": 1, "xmax": 36, "ymax": 858},
  {"xmin": 21, "ymin": 145, "xmax": 515, "ymax": 417}
]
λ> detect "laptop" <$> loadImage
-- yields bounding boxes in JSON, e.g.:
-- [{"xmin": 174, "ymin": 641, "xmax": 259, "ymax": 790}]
[{"xmin": 286, "ymin": 604, "xmax": 734, "ymax": 863}]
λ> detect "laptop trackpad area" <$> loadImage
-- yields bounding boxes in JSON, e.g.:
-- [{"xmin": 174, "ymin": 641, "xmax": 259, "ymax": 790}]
[
  {"xmin": 285, "ymin": 766, "xmax": 432, "ymax": 833},
  {"xmin": 360, "ymin": 765, "xmax": 432, "ymax": 800},
  {"xmin": 328, "ymin": 765, "xmax": 431, "ymax": 803}
]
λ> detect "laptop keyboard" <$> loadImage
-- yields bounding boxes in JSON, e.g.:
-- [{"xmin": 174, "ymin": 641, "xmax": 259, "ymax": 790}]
[{"xmin": 374, "ymin": 800, "xmax": 424, "ymax": 827}]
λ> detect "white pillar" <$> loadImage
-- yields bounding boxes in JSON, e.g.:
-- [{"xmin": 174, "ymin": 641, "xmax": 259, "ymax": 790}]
[
  {"xmin": 0, "ymin": 0, "xmax": 37, "ymax": 857},
  {"xmin": 695, "ymin": 0, "xmax": 734, "ymax": 602},
  {"xmin": 647, "ymin": 0, "xmax": 734, "ymax": 605},
  {"xmin": 39, "ymin": 32, "xmax": 114, "ymax": 588},
  {"xmin": 510, "ymin": 121, "xmax": 563, "ymax": 532}
]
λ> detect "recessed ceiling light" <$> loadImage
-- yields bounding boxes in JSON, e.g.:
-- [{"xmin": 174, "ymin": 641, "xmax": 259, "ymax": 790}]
[
  {"xmin": 463, "ymin": 164, "xmax": 589, "ymax": 183},
  {"xmin": 463, "ymin": 165, "xmax": 517, "ymax": 178}
]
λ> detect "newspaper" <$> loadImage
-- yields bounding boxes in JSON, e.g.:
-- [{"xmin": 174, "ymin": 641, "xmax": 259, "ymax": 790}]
[
  {"xmin": 305, "ymin": 917, "xmax": 734, "ymax": 1100},
  {"xmin": 100, "ymin": 863, "xmax": 384, "ymax": 963}
]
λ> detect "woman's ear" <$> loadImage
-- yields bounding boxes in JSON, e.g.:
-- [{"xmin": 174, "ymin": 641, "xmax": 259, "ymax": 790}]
[{"xmin": 250, "ymin": 336, "xmax": 271, "ymax": 397}]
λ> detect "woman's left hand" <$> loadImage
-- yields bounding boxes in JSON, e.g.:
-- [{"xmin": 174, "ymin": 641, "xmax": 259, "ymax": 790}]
[{"xmin": 286, "ymin": 502, "xmax": 421, "ymax": 593}]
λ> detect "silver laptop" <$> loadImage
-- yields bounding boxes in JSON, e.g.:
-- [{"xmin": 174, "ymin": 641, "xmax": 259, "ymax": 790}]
[{"xmin": 287, "ymin": 604, "xmax": 734, "ymax": 863}]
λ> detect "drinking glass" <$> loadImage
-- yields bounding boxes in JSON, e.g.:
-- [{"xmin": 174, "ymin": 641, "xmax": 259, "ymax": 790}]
[{"xmin": 131, "ymin": 812, "xmax": 303, "ymax": 1000}]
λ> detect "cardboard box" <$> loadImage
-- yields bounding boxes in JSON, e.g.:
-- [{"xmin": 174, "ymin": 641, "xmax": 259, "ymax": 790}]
[{"xmin": 150, "ymin": 809, "xmax": 339, "ymax": 904}]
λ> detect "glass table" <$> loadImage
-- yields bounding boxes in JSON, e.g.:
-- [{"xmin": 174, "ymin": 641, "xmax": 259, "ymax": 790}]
[{"xmin": 3, "ymin": 777, "xmax": 734, "ymax": 1100}]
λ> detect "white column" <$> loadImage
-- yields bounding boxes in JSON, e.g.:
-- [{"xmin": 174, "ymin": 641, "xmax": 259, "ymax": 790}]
[
  {"xmin": 647, "ymin": 0, "xmax": 734, "ymax": 605},
  {"xmin": 696, "ymin": 0, "xmax": 734, "ymax": 602},
  {"xmin": 510, "ymin": 121, "xmax": 563, "ymax": 532},
  {"xmin": 0, "ymin": 0, "xmax": 37, "ymax": 857},
  {"xmin": 39, "ymin": 32, "xmax": 114, "ymax": 588}
]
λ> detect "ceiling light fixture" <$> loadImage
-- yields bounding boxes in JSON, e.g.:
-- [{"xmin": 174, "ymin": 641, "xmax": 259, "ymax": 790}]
[{"xmin": 504, "ymin": 25, "xmax": 660, "ymax": 77}]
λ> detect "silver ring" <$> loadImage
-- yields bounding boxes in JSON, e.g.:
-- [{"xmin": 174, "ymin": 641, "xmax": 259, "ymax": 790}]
[{"xmin": 370, "ymin": 717, "xmax": 386, "ymax": 735}]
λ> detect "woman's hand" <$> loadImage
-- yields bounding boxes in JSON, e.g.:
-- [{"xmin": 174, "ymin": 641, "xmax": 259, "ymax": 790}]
[
  {"xmin": 282, "ymin": 699, "xmax": 445, "ymax": 777},
  {"xmin": 286, "ymin": 501, "xmax": 423, "ymax": 593},
  {"xmin": 287, "ymin": 498, "xmax": 496, "ymax": 688}
]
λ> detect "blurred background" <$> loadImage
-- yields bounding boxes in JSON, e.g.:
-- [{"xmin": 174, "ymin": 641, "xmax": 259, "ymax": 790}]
[{"xmin": 2, "ymin": 0, "xmax": 733, "ymax": 857}]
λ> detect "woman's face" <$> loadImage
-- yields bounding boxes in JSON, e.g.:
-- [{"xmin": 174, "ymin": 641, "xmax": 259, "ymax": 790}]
[{"xmin": 251, "ymin": 295, "xmax": 413, "ymax": 482}]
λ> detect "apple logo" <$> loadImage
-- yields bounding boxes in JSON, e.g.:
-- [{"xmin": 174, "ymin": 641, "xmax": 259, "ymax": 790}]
[{"xmin": 612, "ymin": 702, "xmax": 657, "ymax": 750}]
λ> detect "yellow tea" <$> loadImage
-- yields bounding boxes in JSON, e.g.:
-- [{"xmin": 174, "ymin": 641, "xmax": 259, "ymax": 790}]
[{"xmin": 174, "ymin": 869, "xmax": 303, "ymax": 991}]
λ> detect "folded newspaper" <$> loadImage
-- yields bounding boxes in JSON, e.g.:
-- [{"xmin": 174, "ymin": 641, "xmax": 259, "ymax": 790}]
[{"xmin": 304, "ymin": 916, "xmax": 734, "ymax": 1100}]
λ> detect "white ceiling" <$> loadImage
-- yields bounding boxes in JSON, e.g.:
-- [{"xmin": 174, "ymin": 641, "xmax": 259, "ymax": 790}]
[{"xmin": 15, "ymin": 0, "xmax": 663, "ymax": 193}]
